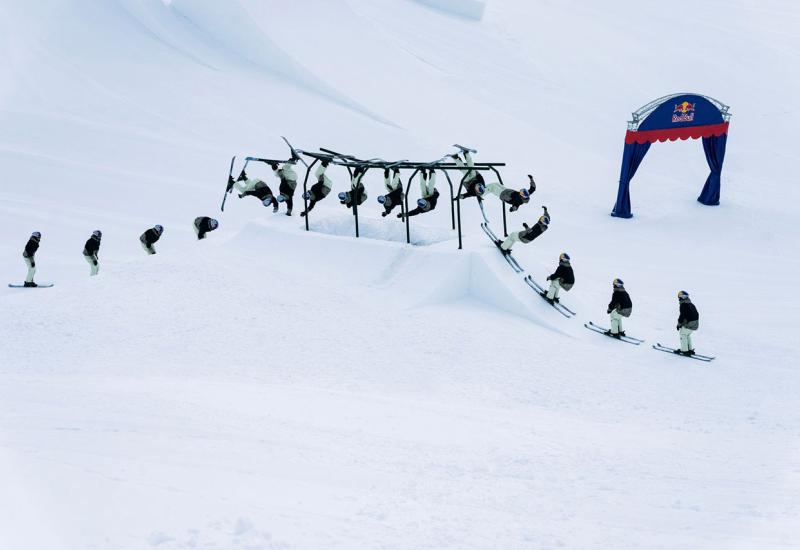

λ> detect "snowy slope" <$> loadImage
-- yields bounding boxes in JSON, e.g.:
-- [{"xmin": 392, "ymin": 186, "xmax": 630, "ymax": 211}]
[{"xmin": 1, "ymin": 0, "xmax": 799, "ymax": 548}]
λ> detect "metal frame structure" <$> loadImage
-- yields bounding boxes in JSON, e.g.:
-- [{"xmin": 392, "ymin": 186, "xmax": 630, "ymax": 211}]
[{"xmin": 627, "ymin": 93, "xmax": 732, "ymax": 131}]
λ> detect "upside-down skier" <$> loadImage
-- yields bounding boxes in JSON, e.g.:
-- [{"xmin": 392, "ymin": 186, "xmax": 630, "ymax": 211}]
[
  {"xmin": 194, "ymin": 217, "xmax": 219, "ymax": 240},
  {"xmin": 483, "ymin": 175, "xmax": 536, "ymax": 212},
  {"xmin": 22, "ymin": 231, "xmax": 41, "ymax": 287},
  {"xmin": 269, "ymin": 158, "xmax": 299, "ymax": 216},
  {"xmin": 301, "ymin": 160, "xmax": 333, "ymax": 217},
  {"xmin": 339, "ymin": 166, "xmax": 368, "ymax": 210},
  {"xmin": 83, "ymin": 230, "xmax": 102, "ymax": 276},
  {"xmin": 378, "ymin": 167, "xmax": 404, "ymax": 217},
  {"xmin": 452, "ymin": 151, "xmax": 486, "ymax": 200},
  {"xmin": 606, "ymin": 278, "xmax": 633, "ymax": 338},
  {"xmin": 399, "ymin": 168, "xmax": 439, "ymax": 218},
  {"xmin": 675, "ymin": 290, "xmax": 699, "ymax": 356},
  {"xmin": 234, "ymin": 170, "xmax": 278, "ymax": 212},
  {"xmin": 140, "ymin": 225, "xmax": 164, "ymax": 255},
  {"xmin": 497, "ymin": 206, "xmax": 549, "ymax": 254},
  {"xmin": 544, "ymin": 252, "xmax": 574, "ymax": 304}
]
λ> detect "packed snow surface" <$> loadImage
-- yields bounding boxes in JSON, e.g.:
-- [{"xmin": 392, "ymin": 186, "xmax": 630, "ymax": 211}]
[{"xmin": 1, "ymin": 0, "xmax": 799, "ymax": 548}]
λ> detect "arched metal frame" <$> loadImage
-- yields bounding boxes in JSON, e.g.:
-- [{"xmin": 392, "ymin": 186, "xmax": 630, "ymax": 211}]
[{"xmin": 627, "ymin": 93, "xmax": 731, "ymax": 131}]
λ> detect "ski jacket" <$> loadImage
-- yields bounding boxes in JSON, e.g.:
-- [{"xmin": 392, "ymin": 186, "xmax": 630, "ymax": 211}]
[
  {"xmin": 500, "ymin": 188, "xmax": 530, "ymax": 207},
  {"xmin": 274, "ymin": 163, "xmax": 298, "ymax": 194},
  {"xmin": 518, "ymin": 221, "xmax": 547, "ymax": 243},
  {"xmin": 342, "ymin": 183, "xmax": 367, "ymax": 207},
  {"xmin": 608, "ymin": 289, "xmax": 633, "ymax": 317},
  {"xmin": 678, "ymin": 300, "xmax": 699, "ymax": 329},
  {"xmin": 547, "ymin": 263, "xmax": 574, "ymax": 291},
  {"xmin": 423, "ymin": 188, "xmax": 440, "ymax": 210},
  {"xmin": 23, "ymin": 237, "xmax": 40, "ymax": 258},
  {"xmin": 140, "ymin": 228, "xmax": 162, "ymax": 246},
  {"xmin": 194, "ymin": 216, "xmax": 217, "ymax": 237},
  {"xmin": 83, "ymin": 236, "xmax": 100, "ymax": 257}
]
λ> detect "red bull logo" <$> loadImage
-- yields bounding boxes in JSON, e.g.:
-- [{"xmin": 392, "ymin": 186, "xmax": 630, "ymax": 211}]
[{"xmin": 672, "ymin": 101, "xmax": 696, "ymax": 123}]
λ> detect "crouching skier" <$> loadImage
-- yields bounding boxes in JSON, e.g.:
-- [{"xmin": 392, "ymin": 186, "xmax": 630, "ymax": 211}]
[
  {"xmin": 140, "ymin": 225, "xmax": 164, "ymax": 255},
  {"xmin": 399, "ymin": 168, "xmax": 439, "ymax": 218},
  {"xmin": 606, "ymin": 278, "xmax": 632, "ymax": 338},
  {"xmin": 675, "ymin": 290, "xmax": 699, "ymax": 356},
  {"xmin": 339, "ymin": 166, "xmax": 368, "ymax": 210},
  {"xmin": 453, "ymin": 151, "xmax": 486, "ymax": 200},
  {"xmin": 483, "ymin": 176, "xmax": 536, "ymax": 212},
  {"xmin": 22, "ymin": 231, "xmax": 41, "ymax": 287},
  {"xmin": 83, "ymin": 230, "xmax": 102, "ymax": 276},
  {"xmin": 194, "ymin": 216, "xmax": 219, "ymax": 240},
  {"xmin": 301, "ymin": 160, "xmax": 333, "ymax": 217},
  {"xmin": 498, "ymin": 206, "xmax": 549, "ymax": 254},
  {"xmin": 544, "ymin": 252, "xmax": 574, "ymax": 304},
  {"xmin": 378, "ymin": 167, "xmax": 403, "ymax": 217},
  {"xmin": 234, "ymin": 170, "xmax": 278, "ymax": 212},
  {"xmin": 269, "ymin": 158, "xmax": 299, "ymax": 216}
]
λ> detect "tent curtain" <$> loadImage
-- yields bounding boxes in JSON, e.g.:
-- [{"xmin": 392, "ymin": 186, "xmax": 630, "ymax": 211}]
[
  {"xmin": 698, "ymin": 133, "xmax": 727, "ymax": 206},
  {"xmin": 611, "ymin": 141, "xmax": 651, "ymax": 218}
]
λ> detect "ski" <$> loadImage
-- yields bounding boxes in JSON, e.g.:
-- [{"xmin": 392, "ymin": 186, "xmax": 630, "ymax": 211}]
[
  {"xmin": 281, "ymin": 136, "xmax": 309, "ymax": 168},
  {"xmin": 523, "ymin": 276, "xmax": 573, "ymax": 318},
  {"xmin": 220, "ymin": 155, "xmax": 236, "ymax": 212},
  {"xmin": 481, "ymin": 223, "xmax": 523, "ymax": 273},
  {"xmin": 477, "ymin": 198, "xmax": 489, "ymax": 224},
  {"xmin": 653, "ymin": 343, "xmax": 715, "ymax": 362},
  {"xmin": 453, "ymin": 144, "xmax": 477, "ymax": 154},
  {"xmin": 584, "ymin": 322, "xmax": 643, "ymax": 345},
  {"xmin": 9, "ymin": 283, "xmax": 53, "ymax": 288}
]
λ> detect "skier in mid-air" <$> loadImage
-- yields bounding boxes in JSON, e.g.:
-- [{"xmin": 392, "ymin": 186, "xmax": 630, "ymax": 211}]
[
  {"xmin": 194, "ymin": 217, "xmax": 219, "ymax": 240},
  {"xmin": 606, "ymin": 278, "xmax": 632, "ymax": 338},
  {"xmin": 482, "ymin": 175, "xmax": 536, "ymax": 212},
  {"xmin": 339, "ymin": 166, "xmax": 368, "ymax": 210},
  {"xmin": 452, "ymin": 151, "xmax": 486, "ymax": 200},
  {"xmin": 140, "ymin": 225, "xmax": 164, "ymax": 255},
  {"xmin": 544, "ymin": 252, "xmax": 574, "ymax": 304},
  {"xmin": 233, "ymin": 170, "xmax": 278, "ymax": 212},
  {"xmin": 399, "ymin": 168, "xmax": 438, "ymax": 218},
  {"xmin": 675, "ymin": 290, "xmax": 699, "ymax": 355},
  {"xmin": 301, "ymin": 160, "xmax": 333, "ymax": 217},
  {"xmin": 83, "ymin": 230, "xmax": 102, "ymax": 276},
  {"xmin": 497, "ymin": 206, "xmax": 549, "ymax": 254},
  {"xmin": 269, "ymin": 158, "xmax": 299, "ymax": 216},
  {"xmin": 22, "ymin": 231, "xmax": 41, "ymax": 287},
  {"xmin": 378, "ymin": 167, "xmax": 403, "ymax": 217}
]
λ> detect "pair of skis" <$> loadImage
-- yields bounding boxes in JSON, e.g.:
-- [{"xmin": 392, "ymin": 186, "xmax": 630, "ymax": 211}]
[
  {"xmin": 480, "ymin": 222, "xmax": 575, "ymax": 318},
  {"xmin": 584, "ymin": 322, "xmax": 714, "ymax": 361},
  {"xmin": 8, "ymin": 283, "xmax": 53, "ymax": 288}
]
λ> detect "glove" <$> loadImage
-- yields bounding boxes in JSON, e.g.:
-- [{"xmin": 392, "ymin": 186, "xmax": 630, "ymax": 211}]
[
  {"xmin": 522, "ymin": 223, "xmax": 529, "ymax": 229},
  {"xmin": 269, "ymin": 162, "xmax": 279, "ymax": 171},
  {"xmin": 31, "ymin": 260, "xmax": 35, "ymax": 268},
  {"xmin": 93, "ymin": 259, "xmax": 98, "ymax": 266},
  {"xmin": 676, "ymin": 324, "xmax": 681, "ymax": 330},
  {"xmin": 509, "ymin": 205, "xmax": 518, "ymax": 212},
  {"xmin": 321, "ymin": 160, "xmax": 330, "ymax": 168},
  {"xmin": 450, "ymin": 153, "xmax": 460, "ymax": 160},
  {"xmin": 546, "ymin": 275, "xmax": 552, "ymax": 281}
]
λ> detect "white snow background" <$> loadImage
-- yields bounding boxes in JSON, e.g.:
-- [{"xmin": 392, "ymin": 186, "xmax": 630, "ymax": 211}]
[{"xmin": 1, "ymin": 0, "xmax": 799, "ymax": 548}]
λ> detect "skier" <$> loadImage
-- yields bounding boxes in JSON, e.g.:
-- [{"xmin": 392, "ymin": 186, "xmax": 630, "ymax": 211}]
[
  {"xmin": 301, "ymin": 160, "xmax": 333, "ymax": 217},
  {"xmin": 339, "ymin": 166, "xmax": 368, "ymax": 210},
  {"xmin": 83, "ymin": 230, "xmax": 102, "ymax": 276},
  {"xmin": 399, "ymin": 168, "xmax": 439, "ymax": 218},
  {"xmin": 498, "ymin": 206, "xmax": 550, "ymax": 254},
  {"xmin": 378, "ymin": 167, "xmax": 403, "ymax": 217},
  {"xmin": 22, "ymin": 231, "xmax": 41, "ymax": 287},
  {"xmin": 675, "ymin": 290, "xmax": 700, "ymax": 356},
  {"xmin": 544, "ymin": 252, "xmax": 574, "ymax": 304},
  {"xmin": 452, "ymin": 151, "xmax": 485, "ymax": 200},
  {"xmin": 606, "ymin": 278, "xmax": 633, "ymax": 338},
  {"xmin": 194, "ymin": 216, "xmax": 219, "ymax": 240},
  {"xmin": 139, "ymin": 225, "xmax": 164, "ymax": 255},
  {"xmin": 269, "ymin": 158, "xmax": 299, "ymax": 215},
  {"xmin": 233, "ymin": 170, "xmax": 278, "ymax": 212},
  {"xmin": 483, "ymin": 175, "xmax": 536, "ymax": 212}
]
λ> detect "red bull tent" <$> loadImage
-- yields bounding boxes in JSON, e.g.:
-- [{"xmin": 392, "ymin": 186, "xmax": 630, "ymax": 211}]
[{"xmin": 611, "ymin": 93, "xmax": 731, "ymax": 218}]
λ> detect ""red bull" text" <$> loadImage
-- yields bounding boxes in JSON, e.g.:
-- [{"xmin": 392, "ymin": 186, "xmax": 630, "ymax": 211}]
[{"xmin": 672, "ymin": 101, "xmax": 695, "ymax": 123}]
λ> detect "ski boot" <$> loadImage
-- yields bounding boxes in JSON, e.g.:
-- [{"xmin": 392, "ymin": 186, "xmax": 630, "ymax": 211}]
[{"xmin": 23, "ymin": 281, "xmax": 38, "ymax": 288}]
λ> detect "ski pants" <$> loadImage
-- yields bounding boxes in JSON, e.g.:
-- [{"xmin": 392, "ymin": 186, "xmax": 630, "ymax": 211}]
[
  {"xmin": 546, "ymin": 279, "xmax": 562, "ymax": 300},
  {"xmin": 24, "ymin": 256, "xmax": 36, "ymax": 283},
  {"xmin": 500, "ymin": 231, "xmax": 522, "ymax": 251},
  {"xmin": 140, "ymin": 241, "xmax": 155, "ymax": 255},
  {"xmin": 679, "ymin": 326, "xmax": 695, "ymax": 352},
  {"xmin": 84, "ymin": 254, "xmax": 99, "ymax": 276},
  {"xmin": 609, "ymin": 309, "xmax": 624, "ymax": 334}
]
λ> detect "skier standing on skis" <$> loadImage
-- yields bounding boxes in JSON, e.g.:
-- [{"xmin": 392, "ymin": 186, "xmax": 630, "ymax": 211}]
[
  {"xmin": 452, "ymin": 151, "xmax": 486, "ymax": 200},
  {"xmin": 399, "ymin": 168, "xmax": 439, "ymax": 218},
  {"xmin": 339, "ymin": 166, "xmax": 368, "ymax": 210},
  {"xmin": 194, "ymin": 217, "xmax": 219, "ymax": 240},
  {"xmin": 482, "ymin": 175, "xmax": 536, "ymax": 212},
  {"xmin": 83, "ymin": 230, "xmax": 102, "ymax": 276},
  {"xmin": 676, "ymin": 290, "xmax": 699, "ymax": 356},
  {"xmin": 233, "ymin": 170, "xmax": 278, "ymax": 212},
  {"xmin": 378, "ymin": 167, "xmax": 403, "ymax": 217},
  {"xmin": 606, "ymin": 278, "xmax": 632, "ymax": 338},
  {"xmin": 22, "ymin": 231, "xmax": 41, "ymax": 287},
  {"xmin": 270, "ymin": 158, "xmax": 299, "ymax": 215},
  {"xmin": 301, "ymin": 160, "xmax": 333, "ymax": 217},
  {"xmin": 140, "ymin": 225, "xmax": 164, "ymax": 255},
  {"xmin": 498, "ymin": 206, "xmax": 549, "ymax": 254},
  {"xmin": 544, "ymin": 252, "xmax": 574, "ymax": 304}
]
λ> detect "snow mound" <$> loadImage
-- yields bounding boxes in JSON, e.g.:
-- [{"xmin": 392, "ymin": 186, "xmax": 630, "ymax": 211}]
[
  {"xmin": 308, "ymin": 211, "xmax": 454, "ymax": 246},
  {"xmin": 413, "ymin": 0, "xmax": 487, "ymax": 20}
]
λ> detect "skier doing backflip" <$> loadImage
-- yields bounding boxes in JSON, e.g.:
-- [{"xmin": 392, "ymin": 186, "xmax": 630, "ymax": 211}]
[
  {"xmin": 22, "ymin": 231, "xmax": 41, "ymax": 287},
  {"xmin": 606, "ymin": 278, "xmax": 633, "ymax": 338},
  {"xmin": 194, "ymin": 216, "xmax": 219, "ymax": 240},
  {"xmin": 233, "ymin": 170, "xmax": 278, "ymax": 212},
  {"xmin": 140, "ymin": 225, "xmax": 164, "ymax": 255},
  {"xmin": 269, "ymin": 158, "xmax": 299, "ymax": 216},
  {"xmin": 399, "ymin": 168, "xmax": 439, "ymax": 218},
  {"xmin": 544, "ymin": 252, "xmax": 574, "ymax": 304},
  {"xmin": 675, "ymin": 290, "xmax": 699, "ymax": 356},
  {"xmin": 498, "ymin": 206, "xmax": 549, "ymax": 254},
  {"xmin": 339, "ymin": 166, "xmax": 368, "ymax": 210},
  {"xmin": 83, "ymin": 230, "xmax": 102, "ymax": 276},
  {"xmin": 301, "ymin": 160, "xmax": 333, "ymax": 217},
  {"xmin": 483, "ymin": 175, "xmax": 536, "ymax": 212},
  {"xmin": 453, "ymin": 151, "xmax": 486, "ymax": 200},
  {"xmin": 378, "ymin": 167, "xmax": 403, "ymax": 217}
]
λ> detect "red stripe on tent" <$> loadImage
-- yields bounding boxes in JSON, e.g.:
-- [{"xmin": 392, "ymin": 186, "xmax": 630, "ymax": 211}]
[{"xmin": 625, "ymin": 122, "xmax": 729, "ymax": 144}]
